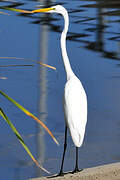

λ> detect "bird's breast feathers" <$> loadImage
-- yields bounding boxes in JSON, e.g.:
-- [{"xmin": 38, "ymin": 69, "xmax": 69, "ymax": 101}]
[{"xmin": 64, "ymin": 76, "xmax": 87, "ymax": 147}]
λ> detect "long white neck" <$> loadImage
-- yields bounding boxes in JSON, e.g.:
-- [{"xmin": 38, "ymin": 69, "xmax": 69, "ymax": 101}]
[{"xmin": 60, "ymin": 9, "xmax": 74, "ymax": 80}]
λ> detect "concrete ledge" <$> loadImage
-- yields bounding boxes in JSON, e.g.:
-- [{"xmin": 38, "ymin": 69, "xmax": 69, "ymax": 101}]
[{"xmin": 30, "ymin": 162, "xmax": 120, "ymax": 180}]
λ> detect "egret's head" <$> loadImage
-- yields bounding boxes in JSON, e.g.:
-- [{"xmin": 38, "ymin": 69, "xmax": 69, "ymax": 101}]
[{"xmin": 32, "ymin": 5, "xmax": 66, "ymax": 15}]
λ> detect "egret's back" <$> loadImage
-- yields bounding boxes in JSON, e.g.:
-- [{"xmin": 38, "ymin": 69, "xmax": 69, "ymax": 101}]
[{"xmin": 64, "ymin": 75, "xmax": 87, "ymax": 147}]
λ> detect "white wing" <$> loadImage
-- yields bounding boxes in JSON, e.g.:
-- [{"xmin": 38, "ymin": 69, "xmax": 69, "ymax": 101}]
[{"xmin": 64, "ymin": 76, "xmax": 87, "ymax": 147}]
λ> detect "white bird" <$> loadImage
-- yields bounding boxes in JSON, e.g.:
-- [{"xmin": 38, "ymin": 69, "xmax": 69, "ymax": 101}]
[{"xmin": 32, "ymin": 5, "xmax": 87, "ymax": 175}]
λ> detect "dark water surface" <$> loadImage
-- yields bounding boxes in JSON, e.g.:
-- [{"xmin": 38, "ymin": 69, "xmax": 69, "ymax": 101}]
[{"xmin": 1, "ymin": 0, "xmax": 120, "ymax": 179}]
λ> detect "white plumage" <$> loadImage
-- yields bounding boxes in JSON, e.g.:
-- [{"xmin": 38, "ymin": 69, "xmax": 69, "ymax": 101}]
[
  {"xmin": 34, "ymin": 4, "xmax": 88, "ymax": 175},
  {"xmin": 56, "ymin": 5, "xmax": 87, "ymax": 148},
  {"xmin": 54, "ymin": 5, "xmax": 87, "ymax": 174},
  {"xmin": 64, "ymin": 75, "xmax": 87, "ymax": 147}
]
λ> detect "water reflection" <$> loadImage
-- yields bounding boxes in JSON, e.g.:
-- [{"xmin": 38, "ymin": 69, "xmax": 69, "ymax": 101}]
[
  {"xmin": 35, "ymin": 0, "xmax": 51, "ymax": 177},
  {"xmin": 1, "ymin": 0, "xmax": 120, "ymax": 180},
  {"xmin": 1, "ymin": 0, "xmax": 120, "ymax": 61},
  {"xmin": 80, "ymin": 0, "xmax": 120, "ymax": 60}
]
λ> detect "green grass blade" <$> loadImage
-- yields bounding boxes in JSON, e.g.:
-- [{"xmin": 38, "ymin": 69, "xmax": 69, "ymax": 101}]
[
  {"xmin": 0, "ymin": 11, "xmax": 9, "ymax": 15},
  {"xmin": 0, "ymin": 90, "xmax": 59, "ymax": 145},
  {"xmin": 0, "ymin": 6, "xmax": 32, "ymax": 13},
  {"xmin": 0, "ymin": 108, "xmax": 50, "ymax": 173},
  {"xmin": 0, "ymin": 56, "xmax": 56, "ymax": 70}
]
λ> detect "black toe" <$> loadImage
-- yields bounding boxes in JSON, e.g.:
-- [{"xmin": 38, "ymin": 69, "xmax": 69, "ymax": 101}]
[{"xmin": 71, "ymin": 168, "xmax": 83, "ymax": 174}]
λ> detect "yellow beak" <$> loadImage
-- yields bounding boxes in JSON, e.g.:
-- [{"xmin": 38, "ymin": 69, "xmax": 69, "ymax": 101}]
[{"xmin": 32, "ymin": 7, "xmax": 54, "ymax": 13}]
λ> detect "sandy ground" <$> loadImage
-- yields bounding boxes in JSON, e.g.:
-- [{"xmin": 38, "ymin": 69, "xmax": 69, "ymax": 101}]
[{"xmin": 30, "ymin": 162, "xmax": 120, "ymax": 180}]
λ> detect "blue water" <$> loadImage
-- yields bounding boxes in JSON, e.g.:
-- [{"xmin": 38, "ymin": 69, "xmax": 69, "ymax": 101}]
[{"xmin": 1, "ymin": 0, "xmax": 120, "ymax": 179}]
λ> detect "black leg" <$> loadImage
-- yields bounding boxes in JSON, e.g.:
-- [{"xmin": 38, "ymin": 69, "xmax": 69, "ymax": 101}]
[
  {"xmin": 72, "ymin": 147, "xmax": 83, "ymax": 173},
  {"xmin": 58, "ymin": 126, "xmax": 67, "ymax": 176}
]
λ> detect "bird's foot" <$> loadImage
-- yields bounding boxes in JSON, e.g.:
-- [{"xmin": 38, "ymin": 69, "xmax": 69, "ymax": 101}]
[
  {"xmin": 57, "ymin": 171, "xmax": 65, "ymax": 176},
  {"xmin": 71, "ymin": 168, "xmax": 83, "ymax": 174}
]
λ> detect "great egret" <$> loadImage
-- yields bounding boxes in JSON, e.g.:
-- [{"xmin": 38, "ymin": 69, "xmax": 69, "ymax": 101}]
[{"xmin": 32, "ymin": 5, "xmax": 88, "ymax": 175}]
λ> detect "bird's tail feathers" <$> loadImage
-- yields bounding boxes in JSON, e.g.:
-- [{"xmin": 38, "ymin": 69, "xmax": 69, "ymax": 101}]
[{"xmin": 69, "ymin": 125, "xmax": 85, "ymax": 147}]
